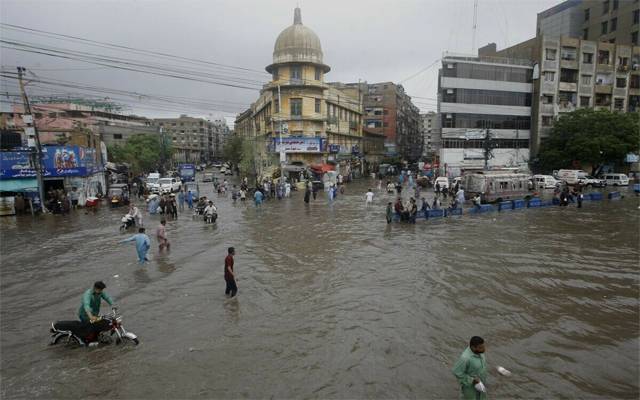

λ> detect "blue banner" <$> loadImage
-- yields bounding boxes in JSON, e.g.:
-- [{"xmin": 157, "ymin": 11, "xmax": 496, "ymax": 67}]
[{"xmin": 0, "ymin": 145, "xmax": 102, "ymax": 179}]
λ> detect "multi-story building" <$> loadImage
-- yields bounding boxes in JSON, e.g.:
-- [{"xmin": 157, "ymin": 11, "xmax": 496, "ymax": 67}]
[
  {"xmin": 536, "ymin": 0, "xmax": 639, "ymax": 46},
  {"xmin": 344, "ymin": 82, "xmax": 422, "ymax": 162},
  {"xmin": 235, "ymin": 7, "xmax": 365, "ymax": 179},
  {"xmin": 437, "ymin": 53, "xmax": 533, "ymax": 176},
  {"xmin": 420, "ymin": 111, "xmax": 441, "ymax": 160},
  {"xmin": 153, "ymin": 115, "xmax": 228, "ymax": 164}
]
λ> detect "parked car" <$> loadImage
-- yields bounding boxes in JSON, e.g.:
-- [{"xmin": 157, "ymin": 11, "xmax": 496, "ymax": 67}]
[
  {"xmin": 602, "ymin": 173, "xmax": 629, "ymax": 186},
  {"xmin": 532, "ymin": 174, "xmax": 560, "ymax": 189},
  {"xmin": 158, "ymin": 177, "xmax": 181, "ymax": 193},
  {"xmin": 580, "ymin": 175, "xmax": 605, "ymax": 187},
  {"xmin": 434, "ymin": 176, "xmax": 450, "ymax": 190}
]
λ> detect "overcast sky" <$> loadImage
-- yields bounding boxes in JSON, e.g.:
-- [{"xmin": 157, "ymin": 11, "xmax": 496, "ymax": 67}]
[{"xmin": 0, "ymin": 0, "xmax": 559, "ymax": 127}]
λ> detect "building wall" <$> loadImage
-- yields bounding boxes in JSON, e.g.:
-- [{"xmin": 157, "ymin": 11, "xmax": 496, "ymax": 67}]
[
  {"xmin": 152, "ymin": 116, "xmax": 229, "ymax": 164},
  {"xmin": 421, "ymin": 112, "xmax": 441, "ymax": 159},
  {"xmin": 537, "ymin": 0, "xmax": 584, "ymax": 38},
  {"xmin": 581, "ymin": 0, "xmax": 639, "ymax": 45}
]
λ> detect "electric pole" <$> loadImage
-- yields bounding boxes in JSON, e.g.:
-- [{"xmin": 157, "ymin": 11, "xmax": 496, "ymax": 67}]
[
  {"xmin": 17, "ymin": 66, "xmax": 46, "ymax": 212},
  {"xmin": 483, "ymin": 128, "xmax": 492, "ymax": 171}
]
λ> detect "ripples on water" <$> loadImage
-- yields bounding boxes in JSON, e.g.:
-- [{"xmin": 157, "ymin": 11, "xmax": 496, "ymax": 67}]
[{"xmin": 1, "ymin": 180, "xmax": 638, "ymax": 399}]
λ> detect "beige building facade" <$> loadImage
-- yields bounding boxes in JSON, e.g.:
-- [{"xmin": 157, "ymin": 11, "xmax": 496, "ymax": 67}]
[{"xmin": 235, "ymin": 7, "xmax": 364, "ymax": 178}]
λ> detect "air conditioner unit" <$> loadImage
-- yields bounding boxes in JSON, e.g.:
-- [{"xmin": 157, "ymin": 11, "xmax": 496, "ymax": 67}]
[
  {"xmin": 447, "ymin": 64, "xmax": 454, "ymax": 69},
  {"xmin": 446, "ymin": 89, "xmax": 454, "ymax": 94},
  {"xmin": 446, "ymin": 114, "xmax": 452, "ymax": 119}
]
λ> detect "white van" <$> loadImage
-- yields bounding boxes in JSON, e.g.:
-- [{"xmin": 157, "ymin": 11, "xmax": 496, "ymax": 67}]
[
  {"xmin": 146, "ymin": 172, "xmax": 161, "ymax": 193},
  {"xmin": 435, "ymin": 177, "xmax": 450, "ymax": 190},
  {"xmin": 557, "ymin": 169, "xmax": 587, "ymax": 185},
  {"xmin": 602, "ymin": 173, "xmax": 629, "ymax": 186},
  {"xmin": 533, "ymin": 174, "xmax": 559, "ymax": 189}
]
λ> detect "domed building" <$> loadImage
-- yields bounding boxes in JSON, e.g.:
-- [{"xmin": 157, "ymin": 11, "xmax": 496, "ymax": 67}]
[{"xmin": 235, "ymin": 7, "xmax": 370, "ymax": 182}]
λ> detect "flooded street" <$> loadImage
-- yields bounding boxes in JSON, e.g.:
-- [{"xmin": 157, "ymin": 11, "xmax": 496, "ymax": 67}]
[{"xmin": 1, "ymin": 178, "xmax": 639, "ymax": 399}]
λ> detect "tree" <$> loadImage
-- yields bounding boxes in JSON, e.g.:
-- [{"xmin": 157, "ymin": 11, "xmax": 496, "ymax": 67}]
[
  {"xmin": 107, "ymin": 134, "xmax": 172, "ymax": 173},
  {"xmin": 537, "ymin": 109, "xmax": 639, "ymax": 174},
  {"xmin": 222, "ymin": 135, "xmax": 244, "ymax": 169}
]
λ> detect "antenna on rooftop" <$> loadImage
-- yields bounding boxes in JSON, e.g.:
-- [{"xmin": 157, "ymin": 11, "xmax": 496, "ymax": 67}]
[{"xmin": 472, "ymin": 0, "xmax": 478, "ymax": 55}]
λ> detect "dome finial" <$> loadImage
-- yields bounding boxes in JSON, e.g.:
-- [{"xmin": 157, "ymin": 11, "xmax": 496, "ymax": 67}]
[{"xmin": 294, "ymin": 7, "xmax": 302, "ymax": 25}]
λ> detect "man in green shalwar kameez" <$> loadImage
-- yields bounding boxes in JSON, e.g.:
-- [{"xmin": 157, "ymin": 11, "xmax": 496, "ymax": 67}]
[{"xmin": 452, "ymin": 336, "xmax": 488, "ymax": 400}]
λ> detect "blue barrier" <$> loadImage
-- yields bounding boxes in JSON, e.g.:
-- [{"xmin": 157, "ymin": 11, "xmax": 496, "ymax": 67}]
[
  {"xmin": 539, "ymin": 200, "xmax": 554, "ymax": 207},
  {"xmin": 590, "ymin": 192, "xmax": 603, "ymax": 201},
  {"xmin": 498, "ymin": 201, "xmax": 513, "ymax": 211},
  {"xmin": 634, "ymin": 184, "xmax": 640, "ymax": 193},
  {"xmin": 471, "ymin": 204, "xmax": 495, "ymax": 214},
  {"xmin": 446, "ymin": 208, "xmax": 463, "ymax": 216},
  {"xmin": 426, "ymin": 209, "xmax": 445, "ymax": 218},
  {"xmin": 513, "ymin": 199, "xmax": 525, "ymax": 209},
  {"xmin": 552, "ymin": 197, "xmax": 560, "ymax": 205},
  {"xmin": 528, "ymin": 198, "xmax": 541, "ymax": 208},
  {"xmin": 608, "ymin": 191, "xmax": 621, "ymax": 199}
]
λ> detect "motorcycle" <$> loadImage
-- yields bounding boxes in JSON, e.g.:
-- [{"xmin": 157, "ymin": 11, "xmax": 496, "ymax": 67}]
[
  {"xmin": 50, "ymin": 308, "xmax": 139, "ymax": 347},
  {"xmin": 204, "ymin": 212, "xmax": 217, "ymax": 224},
  {"xmin": 120, "ymin": 213, "xmax": 135, "ymax": 231}
]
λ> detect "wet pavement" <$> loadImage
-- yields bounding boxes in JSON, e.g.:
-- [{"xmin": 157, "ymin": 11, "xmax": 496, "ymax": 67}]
[{"xmin": 1, "ymin": 176, "xmax": 639, "ymax": 399}]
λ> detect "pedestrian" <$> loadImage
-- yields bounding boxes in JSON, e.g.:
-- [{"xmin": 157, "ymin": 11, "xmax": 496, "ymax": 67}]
[
  {"xmin": 386, "ymin": 202, "xmax": 393, "ymax": 224},
  {"xmin": 420, "ymin": 197, "xmax": 430, "ymax": 214},
  {"xmin": 129, "ymin": 204, "xmax": 143, "ymax": 227},
  {"xmin": 312, "ymin": 183, "xmax": 318, "ymax": 200},
  {"xmin": 69, "ymin": 187, "xmax": 79, "ymax": 210},
  {"xmin": 395, "ymin": 182, "xmax": 403, "ymax": 196},
  {"xmin": 14, "ymin": 193, "xmax": 25, "ymax": 215},
  {"xmin": 432, "ymin": 197, "xmax": 440, "ymax": 210},
  {"xmin": 224, "ymin": 247, "xmax": 237, "ymax": 298},
  {"xmin": 168, "ymin": 195, "xmax": 178, "ymax": 219},
  {"xmin": 177, "ymin": 189, "xmax": 185, "ymax": 212},
  {"xmin": 408, "ymin": 198, "xmax": 418, "ymax": 223},
  {"xmin": 156, "ymin": 219, "xmax": 170, "ymax": 251},
  {"xmin": 577, "ymin": 191, "xmax": 584, "ymax": 208},
  {"xmin": 120, "ymin": 227, "xmax": 151, "ymax": 264},
  {"xmin": 472, "ymin": 194, "xmax": 482, "ymax": 210},
  {"xmin": 304, "ymin": 186, "xmax": 311, "ymax": 203},
  {"xmin": 365, "ymin": 188, "xmax": 374, "ymax": 206},
  {"xmin": 394, "ymin": 197, "xmax": 404, "ymax": 221},
  {"xmin": 187, "ymin": 190, "xmax": 194, "ymax": 209},
  {"xmin": 159, "ymin": 195, "xmax": 166, "ymax": 214},
  {"xmin": 285, "ymin": 181, "xmax": 291, "ymax": 198},
  {"xmin": 456, "ymin": 187, "xmax": 465, "ymax": 207},
  {"xmin": 254, "ymin": 189, "xmax": 264, "ymax": 207},
  {"xmin": 240, "ymin": 188, "xmax": 246, "ymax": 201},
  {"xmin": 232, "ymin": 185, "xmax": 238, "ymax": 203},
  {"xmin": 452, "ymin": 336, "xmax": 488, "ymax": 400},
  {"xmin": 435, "ymin": 182, "xmax": 441, "ymax": 195}
]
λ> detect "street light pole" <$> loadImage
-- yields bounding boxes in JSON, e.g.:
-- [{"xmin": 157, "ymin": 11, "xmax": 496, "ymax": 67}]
[{"xmin": 278, "ymin": 84, "xmax": 285, "ymax": 183}]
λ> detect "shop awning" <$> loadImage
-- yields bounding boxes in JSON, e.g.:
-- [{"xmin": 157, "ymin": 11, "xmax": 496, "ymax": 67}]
[
  {"xmin": 310, "ymin": 164, "xmax": 335, "ymax": 173},
  {"xmin": 0, "ymin": 178, "xmax": 38, "ymax": 192}
]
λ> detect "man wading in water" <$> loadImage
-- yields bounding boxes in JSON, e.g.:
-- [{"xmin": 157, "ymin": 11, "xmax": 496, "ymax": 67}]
[
  {"xmin": 224, "ymin": 247, "xmax": 237, "ymax": 298},
  {"xmin": 452, "ymin": 336, "xmax": 488, "ymax": 400}
]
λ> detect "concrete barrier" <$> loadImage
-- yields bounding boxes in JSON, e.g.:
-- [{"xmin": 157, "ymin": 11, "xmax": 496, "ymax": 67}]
[
  {"xmin": 528, "ymin": 198, "xmax": 541, "ymax": 208},
  {"xmin": 539, "ymin": 200, "xmax": 554, "ymax": 207},
  {"xmin": 589, "ymin": 192, "xmax": 603, "ymax": 201},
  {"xmin": 471, "ymin": 204, "xmax": 495, "ymax": 214},
  {"xmin": 498, "ymin": 201, "xmax": 513, "ymax": 211},
  {"xmin": 513, "ymin": 199, "xmax": 525, "ymax": 209},
  {"xmin": 634, "ymin": 184, "xmax": 640, "ymax": 193},
  {"xmin": 426, "ymin": 209, "xmax": 445, "ymax": 218},
  {"xmin": 608, "ymin": 191, "xmax": 621, "ymax": 199},
  {"xmin": 446, "ymin": 208, "xmax": 463, "ymax": 217}
]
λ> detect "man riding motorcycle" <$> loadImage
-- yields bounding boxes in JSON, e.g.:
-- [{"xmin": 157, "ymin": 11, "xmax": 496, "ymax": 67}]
[
  {"xmin": 203, "ymin": 201, "xmax": 218, "ymax": 223},
  {"xmin": 79, "ymin": 281, "xmax": 115, "ymax": 323}
]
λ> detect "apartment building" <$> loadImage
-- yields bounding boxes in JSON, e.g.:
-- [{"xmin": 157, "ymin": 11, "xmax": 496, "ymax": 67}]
[
  {"xmin": 153, "ymin": 115, "xmax": 227, "ymax": 164},
  {"xmin": 437, "ymin": 53, "xmax": 533, "ymax": 176},
  {"xmin": 537, "ymin": 0, "xmax": 639, "ymax": 45},
  {"xmin": 530, "ymin": 37, "xmax": 640, "ymax": 153},
  {"xmin": 420, "ymin": 111, "xmax": 441, "ymax": 160}
]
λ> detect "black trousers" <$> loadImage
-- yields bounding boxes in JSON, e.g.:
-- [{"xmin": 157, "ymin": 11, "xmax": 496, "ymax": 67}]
[{"xmin": 225, "ymin": 279, "xmax": 238, "ymax": 297}]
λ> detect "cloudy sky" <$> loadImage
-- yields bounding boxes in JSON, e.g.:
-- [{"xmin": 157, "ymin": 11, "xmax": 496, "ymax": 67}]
[{"xmin": 0, "ymin": 0, "xmax": 559, "ymax": 127}]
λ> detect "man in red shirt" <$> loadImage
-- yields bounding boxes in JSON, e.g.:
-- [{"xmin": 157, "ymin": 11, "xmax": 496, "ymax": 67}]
[{"xmin": 224, "ymin": 247, "xmax": 237, "ymax": 297}]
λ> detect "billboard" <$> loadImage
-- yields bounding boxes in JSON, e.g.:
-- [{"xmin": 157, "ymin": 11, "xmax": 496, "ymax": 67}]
[
  {"xmin": 273, "ymin": 137, "xmax": 324, "ymax": 153},
  {"xmin": 0, "ymin": 145, "xmax": 101, "ymax": 179}
]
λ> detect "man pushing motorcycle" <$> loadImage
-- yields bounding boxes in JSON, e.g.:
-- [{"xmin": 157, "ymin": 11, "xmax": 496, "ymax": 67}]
[{"xmin": 79, "ymin": 281, "xmax": 115, "ymax": 323}]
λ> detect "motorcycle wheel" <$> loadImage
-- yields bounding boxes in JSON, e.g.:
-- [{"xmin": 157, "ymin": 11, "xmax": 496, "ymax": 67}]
[
  {"xmin": 53, "ymin": 334, "xmax": 81, "ymax": 346},
  {"xmin": 116, "ymin": 337, "xmax": 139, "ymax": 345}
]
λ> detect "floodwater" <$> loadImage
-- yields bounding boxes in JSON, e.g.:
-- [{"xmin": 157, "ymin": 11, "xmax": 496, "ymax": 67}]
[{"xmin": 1, "ymin": 176, "xmax": 639, "ymax": 399}]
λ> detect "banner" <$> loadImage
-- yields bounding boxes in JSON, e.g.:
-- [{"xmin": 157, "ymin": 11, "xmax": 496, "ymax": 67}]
[
  {"xmin": 273, "ymin": 137, "xmax": 324, "ymax": 153},
  {"xmin": 0, "ymin": 145, "xmax": 102, "ymax": 179}
]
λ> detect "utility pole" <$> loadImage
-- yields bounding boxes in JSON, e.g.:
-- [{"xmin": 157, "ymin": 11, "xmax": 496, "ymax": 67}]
[
  {"xmin": 483, "ymin": 128, "xmax": 492, "ymax": 171},
  {"xmin": 277, "ymin": 84, "xmax": 285, "ymax": 183},
  {"xmin": 17, "ymin": 66, "xmax": 46, "ymax": 212}
]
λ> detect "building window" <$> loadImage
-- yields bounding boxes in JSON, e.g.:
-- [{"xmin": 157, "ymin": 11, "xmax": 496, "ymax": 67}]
[
  {"xmin": 584, "ymin": 8, "xmax": 590, "ymax": 21},
  {"xmin": 290, "ymin": 98, "xmax": 302, "ymax": 116},
  {"xmin": 614, "ymin": 98, "xmax": 624, "ymax": 111},
  {"xmin": 290, "ymin": 65, "xmax": 302, "ymax": 80},
  {"xmin": 616, "ymin": 77, "xmax": 627, "ymax": 88},
  {"xmin": 611, "ymin": 17, "xmax": 617, "ymax": 32},
  {"xmin": 582, "ymin": 52, "xmax": 594, "ymax": 64},
  {"xmin": 544, "ymin": 71, "xmax": 555, "ymax": 81},
  {"xmin": 542, "ymin": 94, "xmax": 554, "ymax": 104},
  {"xmin": 560, "ymin": 68, "xmax": 578, "ymax": 83},
  {"xmin": 603, "ymin": 0, "xmax": 609, "ymax": 14},
  {"xmin": 542, "ymin": 116, "xmax": 552, "ymax": 126},
  {"xmin": 561, "ymin": 47, "xmax": 577, "ymax": 60},
  {"xmin": 634, "ymin": 9, "xmax": 639, "ymax": 24},
  {"xmin": 315, "ymin": 67, "xmax": 321, "ymax": 80},
  {"xmin": 633, "ymin": 31, "xmax": 639, "ymax": 45},
  {"xmin": 613, "ymin": 0, "xmax": 618, "ymax": 10},
  {"xmin": 598, "ymin": 50, "xmax": 610, "ymax": 64},
  {"xmin": 601, "ymin": 21, "xmax": 608, "ymax": 34},
  {"xmin": 546, "ymin": 48, "xmax": 557, "ymax": 61},
  {"xmin": 630, "ymin": 75, "xmax": 640, "ymax": 89},
  {"xmin": 315, "ymin": 98, "xmax": 321, "ymax": 113},
  {"xmin": 581, "ymin": 75, "xmax": 592, "ymax": 85},
  {"xmin": 583, "ymin": 28, "xmax": 589, "ymax": 39},
  {"xmin": 274, "ymin": 99, "xmax": 279, "ymax": 113},
  {"xmin": 595, "ymin": 93, "xmax": 612, "ymax": 106},
  {"xmin": 580, "ymin": 96, "xmax": 590, "ymax": 107},
  {"xmin": 272, "ymin": 67, "xmax": 279, "ymax": 81},
  {"xmin": 113, "ymin": 134, "xmax": 123, "ymax": 139}
]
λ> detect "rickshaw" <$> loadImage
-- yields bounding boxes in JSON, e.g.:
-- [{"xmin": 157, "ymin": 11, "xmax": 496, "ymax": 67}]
[{"xmin": 108, "ymin": 184, "xmax": 130, "ymax": 208}]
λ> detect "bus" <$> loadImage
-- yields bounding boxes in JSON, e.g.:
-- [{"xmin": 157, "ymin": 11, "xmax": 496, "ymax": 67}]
[
  {"xmin": 463, "ymin": 171, "xmax": 531, "ymax": 203},
  {"xmin": 178, "ymin": 164, "xmax": 196, "ymax": 182}
]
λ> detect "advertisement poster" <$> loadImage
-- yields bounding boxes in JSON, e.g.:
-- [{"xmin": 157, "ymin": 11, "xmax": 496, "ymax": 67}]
[
  {"xmin": 273, "ymin": 137, "xmax": 324, "ymax": 153},
  {"xmin": 0, "ymin": 146, "xmax": 101, "ymax": 178}
]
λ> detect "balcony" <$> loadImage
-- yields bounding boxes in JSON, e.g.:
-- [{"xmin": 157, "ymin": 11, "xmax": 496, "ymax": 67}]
[
  {"xmin": 558, "ymin": 102, "xmax": 577, "ymax": 113},
  {"xmin": 559, "ymin": 82, "xmax": 578, "ymax": 91},
  {"xmin": 540, "ymin": 103, "xmax": 555, "ymax": 114},
  {"xmin": 595, "ymin": 83, "xmax": 613, "ymax": 93}
]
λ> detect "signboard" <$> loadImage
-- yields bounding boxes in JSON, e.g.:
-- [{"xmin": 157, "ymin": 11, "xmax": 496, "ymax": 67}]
[
  {"xmin": 329, "ymin": 144, "xmax": 340, "ymax": 154},
  {"xmin": 21, "ymin": 115, "xmax": 33, "ymax": 124},
  {"xmin": 273, "ymin": 137, "xmax": 323, "ymax": 153},
  {"xmin": 0, "ymin": 145, "xmax": 101, "ymax": 179},
  {"xmin": 625, "ymin": 153, "xmax": 639, "ymax": 163}
]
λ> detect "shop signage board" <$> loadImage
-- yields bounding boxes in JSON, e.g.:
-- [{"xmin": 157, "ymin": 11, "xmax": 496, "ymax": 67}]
[
  {"xmin": 0, "ymin": 145, "xmax": 101, "ymax": 179},
  {"xmin": 273, "ymin": 137, "xmax": 324, "ymax": 153}
]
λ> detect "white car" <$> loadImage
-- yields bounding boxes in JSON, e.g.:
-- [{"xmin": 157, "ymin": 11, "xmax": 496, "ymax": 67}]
[
  {"xmin": 602, "ymin": 173, "xmax": 629, "ymax": 186},
  {"xmin": 158, "ymin": 177, "xmax": 181, "ymax": 194},
  {"xmin": 580, "ymin": 176, "xmax": 605, "ymax": 187},
  {"xmin": 435, "ymin": 176, "xmax": 450, "ymax": 190},
  {"xmin": 533, "ymin": 174, "xmax": 560, "ymax": 189}
]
